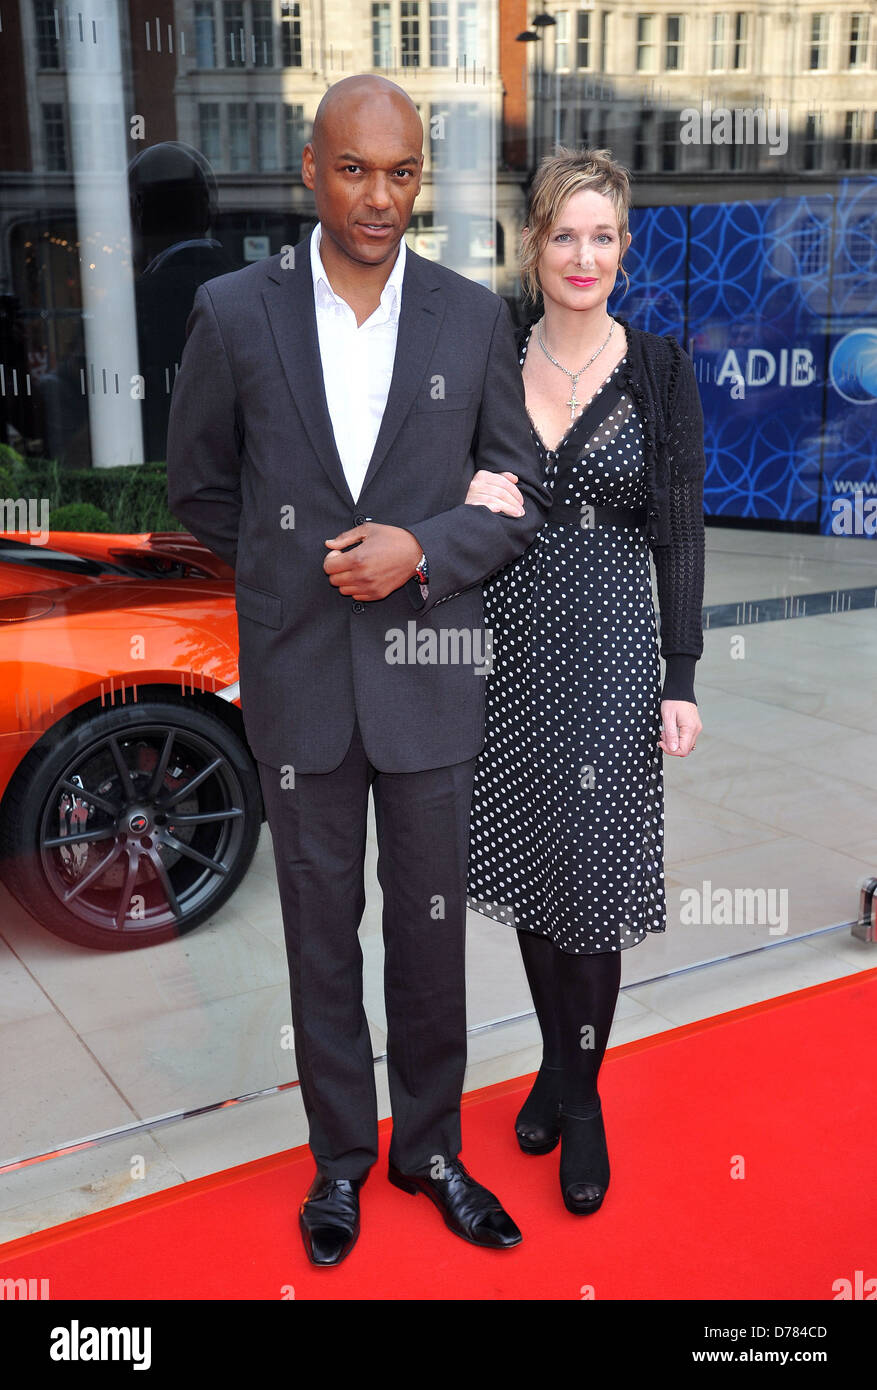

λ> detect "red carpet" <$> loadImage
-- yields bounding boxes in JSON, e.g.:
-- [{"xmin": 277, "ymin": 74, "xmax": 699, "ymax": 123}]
[{"xmin": 2, "ymin": 969, "xmax": 875, "ymax": 1300}]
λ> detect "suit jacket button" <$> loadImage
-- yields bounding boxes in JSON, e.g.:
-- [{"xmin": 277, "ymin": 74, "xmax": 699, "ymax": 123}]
[
  {"xmin": 354, "ymin": 513, "xmax": 367, "ymax": 525},
  {"xmin": 352, "ymin": 601, "xmax": 364, "ymax": 613}
]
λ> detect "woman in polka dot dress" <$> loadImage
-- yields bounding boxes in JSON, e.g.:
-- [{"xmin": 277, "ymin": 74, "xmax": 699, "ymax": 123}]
[{"xmin": 465, "ymin": 148, "xmax": 705, "ymax": 1215}]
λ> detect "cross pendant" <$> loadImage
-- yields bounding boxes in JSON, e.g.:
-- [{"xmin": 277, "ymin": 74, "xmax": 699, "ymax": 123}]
[{"xmin": 566, "ymin": 389, "xmax": 580, "ymax": 423}]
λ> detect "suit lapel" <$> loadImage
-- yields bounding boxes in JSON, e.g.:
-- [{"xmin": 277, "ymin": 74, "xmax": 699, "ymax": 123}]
[
  {"xmin": 260, "ymin": 239, "xmax": 444, "ymax": 507},
  {"xmin": 261, "ymin": 236, "xmax": 354, "ymax": 508},
  {"xmin": 358, "ymin": 249, "xmax": 444, "ymax": 497}
]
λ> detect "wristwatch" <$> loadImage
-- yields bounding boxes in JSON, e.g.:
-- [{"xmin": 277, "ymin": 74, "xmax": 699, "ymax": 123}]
[{"xmin": 414, "ymin": 552, "xmax": 429, "ymax": 585}]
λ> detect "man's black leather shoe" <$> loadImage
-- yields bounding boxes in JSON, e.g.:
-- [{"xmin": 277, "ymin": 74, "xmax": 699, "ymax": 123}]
[
  {"xmin": 388, "ymin": 1158, "xmax": 522, "ymax": 1248},
  {"xmin": 299, "ymin": 1171, "xmax": 363, "ymax": 1266}
]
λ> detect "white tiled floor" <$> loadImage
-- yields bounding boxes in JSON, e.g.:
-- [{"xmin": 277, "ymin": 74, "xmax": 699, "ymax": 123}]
[{"xmin": 1, "ymin": 526, "xmax": 875, "ymax": 1244}]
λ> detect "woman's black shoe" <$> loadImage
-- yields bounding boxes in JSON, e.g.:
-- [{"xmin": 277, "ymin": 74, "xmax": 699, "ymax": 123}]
[
  {"xmin": 515, "ymin": 1063, "xmax": 563, "ymax": 1154},
  {"xmin": 559, "ymin": 1106, "xmax": 610, "ymax": 1214}
]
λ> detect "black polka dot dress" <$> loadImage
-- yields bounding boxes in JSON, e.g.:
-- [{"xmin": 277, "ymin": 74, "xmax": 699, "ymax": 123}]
[{"xmin": 467, "ymin": 324, "xmax": 666, "ymax": 953}]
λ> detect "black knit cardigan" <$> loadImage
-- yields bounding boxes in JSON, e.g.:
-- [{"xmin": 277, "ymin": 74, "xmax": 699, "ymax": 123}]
[{"xmin": 516, "ymin": 316, "xmax": 705, "ymax": 705}]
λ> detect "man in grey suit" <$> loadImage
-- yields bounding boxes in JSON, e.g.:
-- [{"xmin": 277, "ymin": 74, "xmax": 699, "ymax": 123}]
[{"xmin": 167, "ymin": 74, "xmax": 550, "ymax": 1266}]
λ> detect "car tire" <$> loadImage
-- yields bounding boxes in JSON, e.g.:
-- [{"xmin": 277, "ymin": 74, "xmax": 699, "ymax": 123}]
[{"xmin": 0, "ymin": 697, "xmax": 263, "ymax": 950}]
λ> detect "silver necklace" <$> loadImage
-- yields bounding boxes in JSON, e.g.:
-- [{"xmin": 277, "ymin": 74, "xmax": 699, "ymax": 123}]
[{"xmin": 537, "ymin": 318, "xmax": 615, "ymax": 423}]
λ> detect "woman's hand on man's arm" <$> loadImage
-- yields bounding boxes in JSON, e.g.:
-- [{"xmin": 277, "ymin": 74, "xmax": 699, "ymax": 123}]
[{"xmin": 465, "ymin": 470, "xmax": 525, "ymax": 516}]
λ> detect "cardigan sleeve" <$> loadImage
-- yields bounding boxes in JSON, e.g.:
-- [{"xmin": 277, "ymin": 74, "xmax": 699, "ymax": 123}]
[{"xmin": 652, "ymin": 340, "xmax": 706, "ymax": 702}]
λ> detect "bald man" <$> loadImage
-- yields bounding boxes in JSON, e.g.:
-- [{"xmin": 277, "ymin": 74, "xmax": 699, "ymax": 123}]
[{"xmin": 167, "ymin": 75, "xmax": 551, "ymax": 1266}]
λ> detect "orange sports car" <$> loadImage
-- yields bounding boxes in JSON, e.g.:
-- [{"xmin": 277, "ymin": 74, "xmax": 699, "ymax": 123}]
[{"xmin": 0, "ymin": 531, "xmax": 263, "ymax": 950}]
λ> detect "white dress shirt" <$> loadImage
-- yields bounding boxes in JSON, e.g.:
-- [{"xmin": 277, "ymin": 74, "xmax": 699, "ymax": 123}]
[{"xmin": 310, "ymin": 222, "xmax": 406, "ymax": 504}]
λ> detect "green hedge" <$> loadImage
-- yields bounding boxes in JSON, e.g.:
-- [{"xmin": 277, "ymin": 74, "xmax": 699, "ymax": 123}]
[{"xmin": 0, "ymin": 447, "xmax": 184, "ymax": 533}]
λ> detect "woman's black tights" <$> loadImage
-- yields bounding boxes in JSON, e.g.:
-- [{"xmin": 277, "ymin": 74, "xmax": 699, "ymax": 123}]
[{"xmin": 517, "ymin": 928, "xmax": 622, "ymax": 1118}]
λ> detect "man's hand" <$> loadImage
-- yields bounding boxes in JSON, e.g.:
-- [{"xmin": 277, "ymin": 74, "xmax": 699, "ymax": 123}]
[
  {"xmin": 324, "ymin": 523, "xmax": 423, "ymax": 601},
  {"xmin": 659, "ymin": 700, "xmax": 702, "ymax": 757}
]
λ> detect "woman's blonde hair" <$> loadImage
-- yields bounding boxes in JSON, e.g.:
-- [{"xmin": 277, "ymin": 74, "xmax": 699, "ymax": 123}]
[{"xmin": 520, "ymin": 146, "xmax": 632, "ymax": 305}]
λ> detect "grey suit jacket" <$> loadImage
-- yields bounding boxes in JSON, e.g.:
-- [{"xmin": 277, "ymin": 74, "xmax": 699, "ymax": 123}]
[{"xmin": 166, "ymin": 235, "xmax": 552, "ymax": 773}]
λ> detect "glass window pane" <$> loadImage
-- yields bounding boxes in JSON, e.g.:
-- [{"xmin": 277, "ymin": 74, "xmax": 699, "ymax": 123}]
[
  {"xmin": 34, "ymin": 0, "xmax": 61, "ymax": 67},
  {"xmin": 555, "ymin": 11, "xmax": 569, "ymax": 70},
  {"xmin": 372, "ymin": 1, "xmax": 391, "ymax": 67},
  {"xmin": 281, "ymin": 2, "xmax": 302, "ymax": 66},
  {"xmin": 809, "ymin": 13, "xmax": 829, "ymax": 70},
  {"xmin": 430, "ymin": 0, "xmax": 449, "ymax": 66},
  {"xmin": 252, "ymin": 0, "xmax": 274, "ymax": 66},
  {"xmin": 284, "ymin": 102, "xmax": 307, "ymax": 168},
  {"xmin": 458, "ymin": 0, "xmax": 478, "ymax": 64},
  {"xmin": 42, "ymin": 102, "xmax": 67, "ymax": 170},
  {"xmin": 733, "ymin": 11, "xmax": 748, "ymax": 69},
  {"xmin": 665, "ymin": 14, "xmax": 683, "ymax": 71},
  {"xmin": 401, "ymin": 0, "xmax": 420, "ymax": 67},
  {"xmin": 198, "ymin": 102, "xmax": 222, "ymax": 164},
  {"xmin": 228, "ymin": 101, "xmax": 250, "ymax": 167},
  {"xmin": 636, "ymin": 13, "xmax": 656, "ymax": 72},
  {"xmin": 256, "ymin": 104, "xmax": 278, "ymax": 169},
  {"xmin": 224, "ymin": 0, "xmax": 246, "ymax": 67},
  {"xmin": 849, "ymin": 12, "xmax": 870, "ymax": 68},
  {"xmin": 576, "ymin": 11, "xmax": 590, "ymax": 69},
  {"xmin": 195, "ymin": 2, "xmax": 216, "ymax": 68},
  {"xmin": 710, "ymin": 13, "xmax": 726, "ymax": 70}
]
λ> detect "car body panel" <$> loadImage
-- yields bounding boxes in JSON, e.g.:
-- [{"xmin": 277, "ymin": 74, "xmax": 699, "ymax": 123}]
[{"xmin": 0, "ymin": 531, "xmax": 242, "ymax": 803}]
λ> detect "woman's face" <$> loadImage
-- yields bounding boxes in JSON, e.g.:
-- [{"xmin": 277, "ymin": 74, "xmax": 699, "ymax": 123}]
[{"xmin": 534, "ymin": 188, "xmax": 630, "ymax": 313}]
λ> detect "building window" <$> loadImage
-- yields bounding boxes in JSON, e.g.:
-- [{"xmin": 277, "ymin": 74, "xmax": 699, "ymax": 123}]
[
  {"xmin": 372, "ymin": 2, "xmax": 392, "ymax": 67},
  {"xmin": 228, "ymin": 102, "xmax": 250, "ymax": 169},
  {"xmin": 34, "ymin": 0, "xmax": 61, "ymax": 68},
  {"xmin": 555, "ymin": 11, "xmax": 570, "ymax": 69},
  {"xmin": 284, "ymin": 103, "xmax": 307, "ymax": 169},
  {"xmin": 708, "ymin": 133, "xmax": 727, "ymax": 171},
  {"xmin": 223, "ymin": 0, "xmax": 246, "ymax": 66},
  {"xmin": 457, "ymin": 0, "xmax": 478, "ymax": 63},
  {"xmin": 42, "ymin": 102, "xmax": 67, "ymax": 170},
  {"xmin": 576, "ymin": 10, "xmax": 590, "ymax": 68},
  {"xmin": 429, "ymin": 0, "xmax": 449, "ymax": 65},
  {"xmin": 660, "ymin": 115, "xmax": 679, "ymax": 169},
  {"xmin": 199, "ymin": 103, "xmax": 222, "ymax": 163},
  {"xmin": 281, "ymin": 2, "xmax": 302, "ymax": 66},
  {"xmin": 849, "ymin": 13, "xmax": 871, "ymax": 68},
  {"xmin": 429, "ymin": 103, "xmax": 448, "ymax": 168},
  {"xmin": 256, "ymin": 104, "xmax": 278, "ymax": 169},
  {"xmin": 732, "ymin": 11, "xmax": 748, "ymax": 69},
  {"xmin": 194, "ymin": 1, "xmax": 216, "ymax": 67},
  {"xmin": 252, "ymin": 0, "xmax": 274, "ymax": 65},
  {"xmin": 841, "ymin": 110, "xmax": 877, "ymax": 168},
  {"xmin": 842, "ymin": 110, "xmax": 859, "ymax": 167},
  {"xmin": 401, "ymin": 0, "xmax": 420, "ymax": 66},
  {"xmin": 729, "ymin": 134, "xmax": 748, "ymax": 170},
  {"xmin": 802, "ymin": 112, "xmax": 823, "ymax": 170},
  {"xmin": 809, "ymin": 13, "xmax": 829, "ymax": 70},
  {"xmin": 636, "ymin": 14, "xmax": 656, "ymax": 72},
  {"xmin": 455, "ymin": 101, "xmax": 481, "ymax": 170},
  {"xmin": 633, "ymin": 109, "xmax": 655, "ymax": 168},
  {"xmin": 664, "ymin": 14, "xmax": 683, "ymax": 70},
  {"xmin": 710, "ymin": 13, "xmax": 726, "ymax": 70}
]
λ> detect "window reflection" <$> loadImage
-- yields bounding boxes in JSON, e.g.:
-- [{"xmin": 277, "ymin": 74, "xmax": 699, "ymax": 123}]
[{"xmin": 0, "ymin": 3, "xmax": 874, "ymax": 518}]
